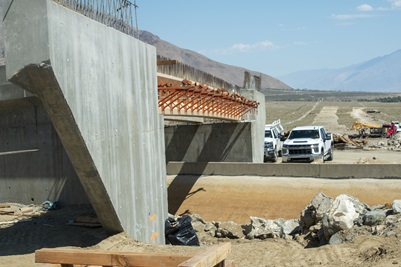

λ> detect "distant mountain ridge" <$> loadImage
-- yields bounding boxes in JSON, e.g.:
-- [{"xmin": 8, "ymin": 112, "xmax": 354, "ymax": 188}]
[
  {"xmin": 278, "ymin": 49, "xmax": 401, "ymax": 92},
  {"xmin": 139, "ymin": 30, "xmax": 291, "ymax": 90}
]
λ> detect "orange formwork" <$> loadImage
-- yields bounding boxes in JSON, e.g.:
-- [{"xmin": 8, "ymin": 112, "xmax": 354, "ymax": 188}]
[{"xmin": 158, "ymin": 80, "xmax": 259, "ymax": 121}]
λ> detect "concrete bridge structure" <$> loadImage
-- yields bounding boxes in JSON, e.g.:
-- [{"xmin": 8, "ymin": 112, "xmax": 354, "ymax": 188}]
[{"xmin": 0, "ymin": 0, "xmax": 264, "ymax": 244}]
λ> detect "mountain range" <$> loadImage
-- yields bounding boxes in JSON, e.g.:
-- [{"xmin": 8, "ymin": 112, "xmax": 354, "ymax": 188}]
[
  {"xmin": 278, "ymin": 49, "xmax": 401, "ymax": 92},
  {"xmin": 1, "ymin": 20, "xmax": 399, "ymax": 92},
  {"xmin": 141, "ymin": 30, "xmax": 400, "ymax": 93},
  {"xmin": 139, "ymin": 31, "xmax": 291, "ymax": 90}
]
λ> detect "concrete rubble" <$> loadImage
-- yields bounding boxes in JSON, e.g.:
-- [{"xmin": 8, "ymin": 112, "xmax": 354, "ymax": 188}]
[{"xmin": 187, "ymin": 192, "xmax": 401, "ymax": 247}]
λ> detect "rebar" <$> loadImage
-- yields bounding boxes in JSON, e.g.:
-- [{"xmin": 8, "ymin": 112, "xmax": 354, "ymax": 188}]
[{"xmin": 53, "ymin": 0, "xmax": 137, "ymax": 38}]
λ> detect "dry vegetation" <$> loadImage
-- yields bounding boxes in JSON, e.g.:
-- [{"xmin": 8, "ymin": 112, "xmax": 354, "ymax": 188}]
[{"xmin": 265, "ymin": 98, "xmax": 401, "ymax": 132}]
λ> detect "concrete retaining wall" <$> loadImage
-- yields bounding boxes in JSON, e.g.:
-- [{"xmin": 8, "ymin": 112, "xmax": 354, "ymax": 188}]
[
  {"xmin": 0, "ymin": 98, "xmax": 89, "ymax": 204},
  {"xmin": 3, "ymin": 0, "xmax": 167, "ymax": 244},
  {"xmin": 166, "ymin": 162, "xmax": 401, "ymax": 179}
]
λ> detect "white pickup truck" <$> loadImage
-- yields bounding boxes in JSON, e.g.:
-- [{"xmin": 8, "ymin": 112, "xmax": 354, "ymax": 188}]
[
  {"xmin": 264, "ymin": 120, "xmax": 284, "ymax": 162},
  {"xmin": 282, "ymin": 125, "xmax": 334, "ymax": 163}
]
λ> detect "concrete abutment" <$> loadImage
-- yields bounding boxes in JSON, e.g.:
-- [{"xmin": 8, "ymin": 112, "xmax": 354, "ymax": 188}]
[{"xmin": 2, "ymin": 0, "xmax": 167, "ymax": 244}]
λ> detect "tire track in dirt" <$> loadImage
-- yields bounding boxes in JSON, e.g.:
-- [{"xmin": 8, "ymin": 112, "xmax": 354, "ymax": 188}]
[
  {"xmin": 312, "ymin": 106, "xmax": 347, "ymax": 134},
  {"xmin": 283, "ymin": 100, "xmax": 320, "ymax": 126},
  {"xmin": 351, "ymin": 107, "xmax": 387, "ymax": 124}
]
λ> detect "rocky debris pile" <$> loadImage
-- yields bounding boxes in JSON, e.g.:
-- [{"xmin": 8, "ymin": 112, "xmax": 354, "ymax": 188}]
[
  {"xmin": 184, "ymin": 193, "xmax": 401, "ymax": 248},
  {"xmin": 188, "ymin": 214, "xmax": 300, "ymax": 243},
  {"xmin": 386, "ymin": 134, "xmax": 401, "ymax": 150},
  {"xmin": 298, "ymin": 193, "xmax": 401, "ymax": 246},
  {"xmin": 369, "ymin": 137, "xmax": 401, "ymax": 151}
]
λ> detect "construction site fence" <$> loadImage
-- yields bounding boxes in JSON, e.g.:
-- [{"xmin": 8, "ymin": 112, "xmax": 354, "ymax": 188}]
[{"xmin": 157, "ymin": 56, "xmax": 239, "ymax": 94}]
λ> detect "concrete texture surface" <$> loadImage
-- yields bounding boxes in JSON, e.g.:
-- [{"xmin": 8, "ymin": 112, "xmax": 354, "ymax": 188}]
[
  {"xmin": 165, "ymin": 122, "xmax": 254, "ymax": 162},
  {"xmin": 2, "ymin": 0, "xmax": 167, "ymax": 244},
  {"xmin": 164, "ymin": 90, "xmax": 266, "ymax": 163},
  {"xmin": 167, "ymin": 162, "xmax": 401, "ymax": 178},
  {"xmin": 241, "ymin": 88, "xmax": 266, "ymax": 163},
  {"xmin": 0, "ymin": 97, "xmax": 89, "ymax": 205}
]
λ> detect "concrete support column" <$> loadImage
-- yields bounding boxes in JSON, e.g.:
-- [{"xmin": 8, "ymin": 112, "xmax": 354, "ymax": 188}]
[{"xmin": 3, "ymin": 0, "xmax": 168, "ymax": 244}]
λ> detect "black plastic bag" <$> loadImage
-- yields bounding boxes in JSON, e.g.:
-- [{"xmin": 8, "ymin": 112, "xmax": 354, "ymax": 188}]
[{"xmin": 165, "ymin": 215, "xmax": 200, "ymax": 246}]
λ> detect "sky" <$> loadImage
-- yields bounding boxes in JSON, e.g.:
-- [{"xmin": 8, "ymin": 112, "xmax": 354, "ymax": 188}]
[{"xmin": 135, "ymin": 0, "xmax": 401, "ymax": 77}]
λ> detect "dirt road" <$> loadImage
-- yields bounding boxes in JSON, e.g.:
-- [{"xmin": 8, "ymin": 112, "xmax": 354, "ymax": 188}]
[{"xmin": 168, "ymin": 174, "xmax": 401, "ymax": 224}]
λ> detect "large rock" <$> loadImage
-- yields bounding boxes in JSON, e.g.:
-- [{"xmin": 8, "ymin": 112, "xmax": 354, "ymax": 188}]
[
  {"xmin": 204, "ymin": 222, "xmax": 218, "ymax": 237},
  {"xmin": 244, "ymin": 217, "xmax": 283, "ymax": 240},
  {"xmin": 300, "ymin": 205, "xmax": 315, "ymax": 232},
  {"xmin": 313, "ymin": 193, "xmax": 334, "ymax": 221},
  {"xmin": 322, "ymin": 194, "xmax": 368, "ymax": 240},
  {"xmin": 392, "ymin": 200, "xmax": 401, "ymax": 214},
  {"xmin": 300, "ymin": 193, "xmax": 333, "ymax": 232},
  {"xmin": 281, "ymin": 219, "xmax": 300, "ymax": 237},
  {"xmin": 363, "ymin": 210, "xmax": 388, "ymax": 226},
  {"xmin": 215, "ymin": 221, "xmax": 244, "ymax": 239}
]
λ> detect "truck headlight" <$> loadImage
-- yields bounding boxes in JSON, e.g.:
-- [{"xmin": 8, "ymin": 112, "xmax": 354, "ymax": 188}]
[
  {"xmin": 312, "ymin": 144, "xmax": 319, "ymax": 153},
  {"xmin": 264, "ymin": 142, "xmax": 273, "ymax": 149}
]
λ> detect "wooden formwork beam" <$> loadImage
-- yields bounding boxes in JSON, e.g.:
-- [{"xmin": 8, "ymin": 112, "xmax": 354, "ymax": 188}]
[
  {"xmin": 35, "ymin": 242, "xmax": 234, "ymax": 267},
  {"xmin": 157, "ymin": 81, "xmax": 258, "ymax": 121}
]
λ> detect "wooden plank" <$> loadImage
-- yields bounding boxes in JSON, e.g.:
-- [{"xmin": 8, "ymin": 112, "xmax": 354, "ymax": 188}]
[
  {"xmin": 178, "ymin": 243, "xmax": 231, "ymax": 267},
  {"xmin": 35, "ymin": 248, "xmax": 193, "ymax": 267},
  {"xmin": 157, "ymin": 60, "xmax": 178, "ymax": 66}
]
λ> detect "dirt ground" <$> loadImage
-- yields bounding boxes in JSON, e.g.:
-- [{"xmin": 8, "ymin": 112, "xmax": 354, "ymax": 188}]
[
  {"xmin": 167, "ymin": 170, "xmax": 401, "ymax": 224},
  {"xmin": 1, "ymin": 105, "xmax": 401, "ymax": 267}
]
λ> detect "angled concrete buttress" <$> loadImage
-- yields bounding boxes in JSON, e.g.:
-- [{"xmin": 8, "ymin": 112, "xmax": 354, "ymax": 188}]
[{"xmin": 3, "ymin": 0, "xmax": 168, "ymax": 244}]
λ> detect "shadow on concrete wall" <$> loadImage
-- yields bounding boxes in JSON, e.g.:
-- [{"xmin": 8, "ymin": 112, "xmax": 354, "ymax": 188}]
[
  {"xmin": 165, "ymin": 122, "xmax": 252, "ymax": 163},
  {"xmin": 198, "ymin": 123, "xmax": 250, "ymax": 162},
  {"xmin": 165, "ymin": 124, "xmax": 200, "ymax": 163},
  {"xmin": 166, "ymin": 122, "xmax": 252, "ymax": 215},
  {"xmin": 0, "ymin": 99, "xmax": 89, "ymax": 205},
  {"xmin": 167, "ymin": 167, "xmax": 207, "ymax": 216}
]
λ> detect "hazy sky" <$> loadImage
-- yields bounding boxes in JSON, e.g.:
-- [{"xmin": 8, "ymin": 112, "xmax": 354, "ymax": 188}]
[{"xmin": 136, "ymin": 0, "xmax": 401, "ymax": 77}]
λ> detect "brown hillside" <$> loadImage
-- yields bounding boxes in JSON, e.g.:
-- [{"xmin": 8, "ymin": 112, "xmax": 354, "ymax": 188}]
[{"xmin": 139, "ymin": 30, "xmax": 292, "ymax": 90}]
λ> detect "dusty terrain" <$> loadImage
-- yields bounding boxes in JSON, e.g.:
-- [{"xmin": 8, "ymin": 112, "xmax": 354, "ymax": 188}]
[
  {"xmin": 1, "ymin": 102, "xmax": 401, "ymax": 267},
  {"xmin": 3, "ymin": 172, "xmax": 401, "ymax": 267}
]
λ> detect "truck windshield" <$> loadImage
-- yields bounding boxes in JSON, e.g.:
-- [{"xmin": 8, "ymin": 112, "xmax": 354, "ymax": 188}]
[
  {"xmin": 265, "ymin": 131, "xmax": 273, "ymax": 138},
  {"xmin": 288, "ymin": 130, "xmax": 319, "ymax": 139}
]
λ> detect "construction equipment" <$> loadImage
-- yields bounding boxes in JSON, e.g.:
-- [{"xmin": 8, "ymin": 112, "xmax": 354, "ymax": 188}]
[{"xmin": 351, "ymin": 121, "xmax": 399, "ymax": 138}]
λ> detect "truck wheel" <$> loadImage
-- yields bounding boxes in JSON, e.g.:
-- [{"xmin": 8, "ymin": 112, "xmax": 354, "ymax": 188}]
[
  {"xmin": 327, "ymin": 148, "xmax": 334, "ymax": 161},
  {"xmin": 318, "ymin": 150, "xmax": 325, "ymax": 163},
  {"xmin": 271, "ymin": 150, "xmax": 278, "ymax": 162}
]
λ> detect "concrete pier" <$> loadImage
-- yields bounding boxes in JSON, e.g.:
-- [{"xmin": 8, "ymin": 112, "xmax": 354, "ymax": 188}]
[{"xmin": 2, "ymin": 0, "xmax": 167, "ymax": 244}]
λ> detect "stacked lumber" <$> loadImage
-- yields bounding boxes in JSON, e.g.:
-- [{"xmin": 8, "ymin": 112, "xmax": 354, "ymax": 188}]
[
  {"xmin": 35, "ymin": 242, "xmax": 235, "ymax": 267},
  {"xmin": 333, "ymin": 134, "xmax": 368, "ymax": 148}
]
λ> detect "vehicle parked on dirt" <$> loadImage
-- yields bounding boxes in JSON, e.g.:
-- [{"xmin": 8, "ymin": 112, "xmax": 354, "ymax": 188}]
[
  {"xmin": 264, "ymin": 120, "xmax": 284, "ymax": 162},
  {"xmin": 392, "ymin": 121, "xmax": 401, "ymax": 133},
  {"xmin": 282, "ymin": 125, "xmax": 333, "ymax": 163}
]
